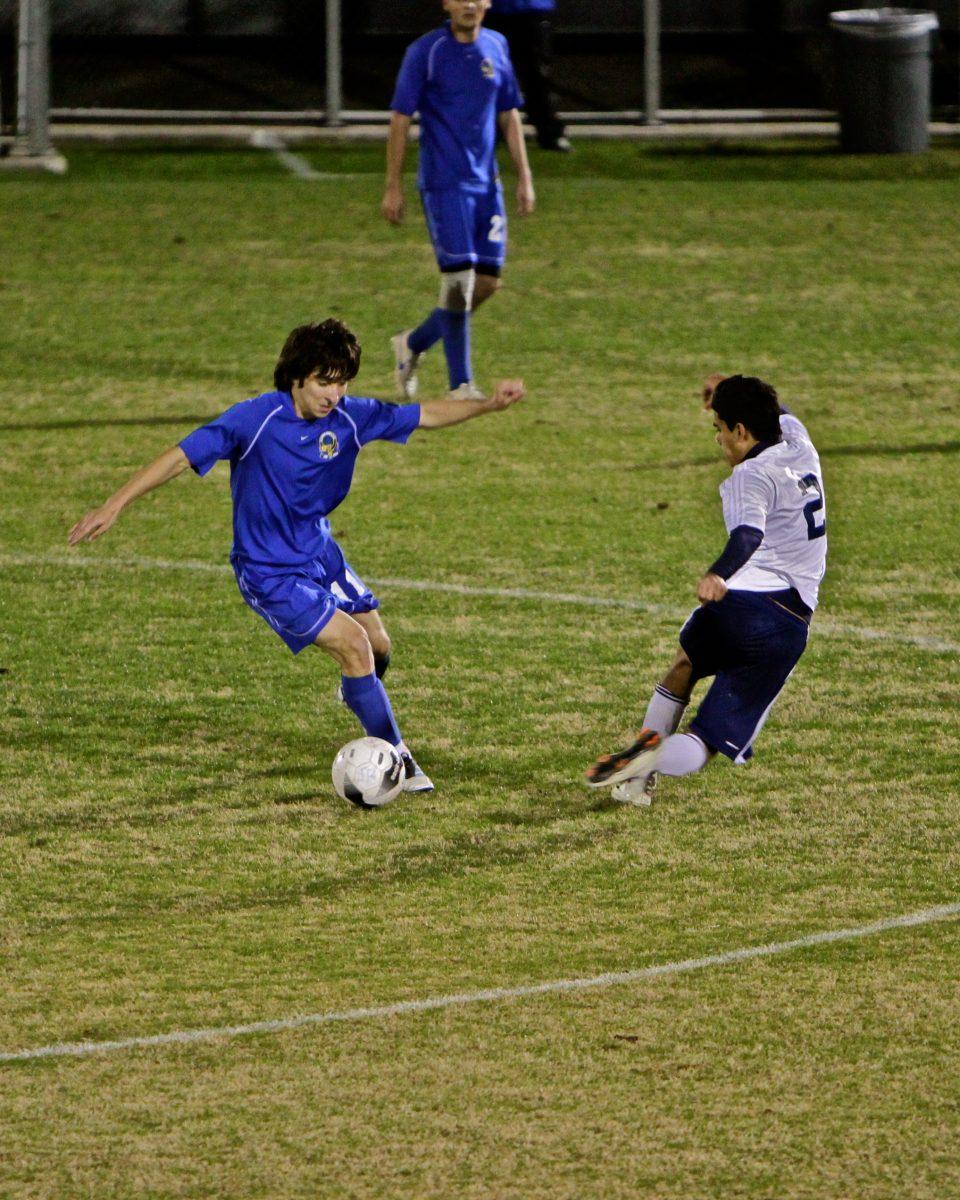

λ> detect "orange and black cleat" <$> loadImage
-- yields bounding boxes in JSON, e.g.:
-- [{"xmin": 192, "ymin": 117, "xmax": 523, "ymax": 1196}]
[{"xmin": 584, "ymin": 729, "xmax": 662, "ymax": 788}]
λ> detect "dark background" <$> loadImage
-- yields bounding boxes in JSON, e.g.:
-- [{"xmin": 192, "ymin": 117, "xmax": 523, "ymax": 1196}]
[{"xmin": 1, "ymin": 2, "xmax": 958, "ymax": 124}]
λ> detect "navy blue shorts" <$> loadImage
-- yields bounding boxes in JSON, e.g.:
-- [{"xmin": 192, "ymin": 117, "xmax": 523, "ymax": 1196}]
[
  {"xmin": 680, "ymin": 590, "xmax": 810, "ymax": 763},
  {"xmin": 233, "ymin": 540, "xmax": 379, "ymax": 655},
  {"xmin": 421, "ymin": 185, "xmax": 506, "ymax": 274}
]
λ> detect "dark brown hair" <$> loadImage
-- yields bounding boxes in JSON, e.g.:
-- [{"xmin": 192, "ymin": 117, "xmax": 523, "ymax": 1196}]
[
  {"xmin": 711, "ymin": 375, "xmax": 782, "ymax": 443},
  {"xmin": 273, "ymin": 319, "xmax": 361, "ymax": 392}
]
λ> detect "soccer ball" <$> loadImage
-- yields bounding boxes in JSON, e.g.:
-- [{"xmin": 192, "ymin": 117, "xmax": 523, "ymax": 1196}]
[{"xmin": 331, "ymin": 737, "xmax": 404, "ymax": 808}]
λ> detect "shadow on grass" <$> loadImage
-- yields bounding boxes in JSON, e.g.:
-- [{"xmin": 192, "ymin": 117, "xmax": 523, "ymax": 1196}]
[
  {"xmin": 628, "ymin": 440, "xmax": 960, "ymax": 472},
  {"xmin": 0, "ymin": 415, "xmax": 217, "ymax": 433}
]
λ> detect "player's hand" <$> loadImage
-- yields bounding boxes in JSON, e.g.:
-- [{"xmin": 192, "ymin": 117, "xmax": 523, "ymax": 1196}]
[
  {"xmin": 697, "ymin": 573, "xmax": 727, "ymax": 604},
  {"xmin": 68, "ymin": 504, "xmax": 119, "ymax": 545},
  {"xmin": 702, "ymin": 373, "xmax": 726, "ymax": 410},
  {"xmin": 490, "ymin": 379, "xmax": 525, "ymax": 410},
  {"xmin": 381, "ymin": 186, "xmax": 405, "ymax": 225},
  {"xmin": 516, "ymin": 178, "xmax": 536, "ymax": 216}
]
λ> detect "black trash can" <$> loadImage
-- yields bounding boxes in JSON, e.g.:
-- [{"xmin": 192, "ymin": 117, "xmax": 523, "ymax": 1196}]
[{"xmin": 830, "ymin": 8, "xmax": 939, "ymax": 153}]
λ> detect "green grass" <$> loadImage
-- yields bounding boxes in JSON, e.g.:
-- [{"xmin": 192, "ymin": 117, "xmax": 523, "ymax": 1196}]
[{"xmin": 1, "ymin": 140, "xmax": 959, "ymax": 1199}]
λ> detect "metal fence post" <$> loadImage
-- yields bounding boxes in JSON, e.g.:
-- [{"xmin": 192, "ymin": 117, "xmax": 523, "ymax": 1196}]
[
  {"xmin": 325, "ymin": 0, "xmax": 342, "ymax": 127},
  {"xmin": 17, "ymin": 0, "xmax": 52, "ymax": 154},
  {"xmin": 644, "ymin": 0, "xmax": 661, "ymax": 125}
]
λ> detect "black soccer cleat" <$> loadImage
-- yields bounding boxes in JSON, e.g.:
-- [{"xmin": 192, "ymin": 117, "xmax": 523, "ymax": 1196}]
[
  {"xmin": 585, "ymin": 729, "xmax": 662, "ymax": 789},
  {"xmin": 400, "ymin": 752, "xmax": 435, "ymax": 793}
]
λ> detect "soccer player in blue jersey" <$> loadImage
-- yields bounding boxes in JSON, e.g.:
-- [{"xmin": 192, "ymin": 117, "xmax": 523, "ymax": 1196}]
[
  {"xmin": 68, "ymin": 318, "xmax": 525, "ymax": 796},
  {"xmin": 382, "ymin": 0, "xmax": 535, "ymax": 402},
  {"xmin": 585, "ymin": 374, "xmax": 827, "ymax": 806}
]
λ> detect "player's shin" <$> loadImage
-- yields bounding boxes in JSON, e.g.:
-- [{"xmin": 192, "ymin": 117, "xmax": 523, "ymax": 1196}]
[
  {"xmin": 408, "ymin": 309, "xmax": 444, "ymax": 354},
  {"xmin": 440, "ymin": 311, "xmax": 471, "ymax": 388},
  {"xmin": 339, "ymin": 673, "xmax": 402, "ymax": 747},
  {"xmin": 655, "ymin": 733, "xmax": 711, "ymax": 777},
  {"xmin": 439, "ymin": 268, "xmax": 475, "ymax": 389},
  {"xmin": 642, "ymin": 684, "xmax": 688, "ymax": 736}
]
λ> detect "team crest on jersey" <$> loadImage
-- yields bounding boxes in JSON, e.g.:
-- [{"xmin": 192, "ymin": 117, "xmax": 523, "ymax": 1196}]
[
  {"xmin": 318, "ymin": 431, "xmax": 340, "ymax": 460},
  {"xmin": 480, "ymin": 58, "xmax": 495, "ymax": 79}
]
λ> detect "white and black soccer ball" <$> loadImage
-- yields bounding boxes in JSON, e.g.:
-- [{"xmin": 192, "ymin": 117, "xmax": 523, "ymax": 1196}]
[{"xmin": 331, "ymin": 737, "xmax": 404, "ymax": 809}]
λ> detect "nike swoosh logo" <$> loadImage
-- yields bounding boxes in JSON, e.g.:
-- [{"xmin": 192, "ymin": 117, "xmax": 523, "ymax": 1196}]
[{"xmin": 300, "ymin": 434, "xmax": 313, "ymax": 441}]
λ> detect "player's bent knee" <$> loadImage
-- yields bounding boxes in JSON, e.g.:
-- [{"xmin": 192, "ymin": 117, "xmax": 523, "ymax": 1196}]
[
  {"xmin": 321, "ymin": 620, "xmax": 374, "ymax": 675},
  {"xmin": 476, "ymin": 275, "xmax": 502, "ymax": 300},
  {"xmin": 439, "ymin": 268, "xmax": 476, "ymax": 313}
]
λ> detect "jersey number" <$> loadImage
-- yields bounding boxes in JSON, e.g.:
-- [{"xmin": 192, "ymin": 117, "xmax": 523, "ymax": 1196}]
[
  {"xmin": 800, "ymin": 473, "xmax": 826, "ymax": 540},
  {"xmin": 488, "ymin": 215, "xmax": 505, "ymax": 244}
]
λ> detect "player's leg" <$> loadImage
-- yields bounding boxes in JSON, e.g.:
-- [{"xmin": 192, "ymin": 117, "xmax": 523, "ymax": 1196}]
[
  {"xmin": 351, "ymin": 608, "xmax": 391, "ymax": 680},
  {"xmin": 392, "ymin": 192, "xmax": 453, "ymax": 400},
  {"xmin": 471, "ymin": 184, "xmax": 507, "ymax": 314},
  {"xmin": 312, "ymin": 609, "xmax": 404, "ymax": 744},
  {"xmin": 324, "ymin": 546, "xmax": 434, "ymax": 792},
  {"xmin": 584, "ymin": 609, "xmax": 723, "ymax": 799},
  {"xmin": 606, "ymin": 594, "xmax": 809, "ymax": 804},
  {"xmin": 438, "ymin": 263, "xmax": 477, "ymax": 396},
  {"xmin": 396, "ymin": 190, "xmax": 479, "ymax": 399},
  {"xmin": 685, "ymin": 595, "xmax": 809, "ymax": 768},
  {"xmin": 472, "ymin": 270, "xmax": 502, "ymax": 311}
]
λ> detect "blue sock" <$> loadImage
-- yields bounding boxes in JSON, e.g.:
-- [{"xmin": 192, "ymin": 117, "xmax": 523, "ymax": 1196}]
[
  {"xmin": 440, "ymin": 309, "xmax": 471, "ymax": 389},
  {"xmin": 340, "ymin": 673, "xmax": 402, "ymax": 746},
  {"xmin": 408, "ymin": 308, "xmax": 444, "ymax": 355}
]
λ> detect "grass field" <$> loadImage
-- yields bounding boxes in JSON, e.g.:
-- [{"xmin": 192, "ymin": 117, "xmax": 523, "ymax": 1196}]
[{"xmin": 2, "ymin": 139, "xmax": 960, "ymax": 1198}]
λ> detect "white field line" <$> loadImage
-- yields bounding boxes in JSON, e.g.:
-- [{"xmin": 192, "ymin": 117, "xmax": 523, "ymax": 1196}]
[
  {"xmin": 248, "ymin": 129, "xmax": 368, "ymax": 180},
  {"xmin": 4, "ymin": 551, "xmax": 959, "ymax": 655},
  {"xmin": 249, "ymin": 129, "xmax": 322, "ymax": 180},
  {"xmin": 2, "ymin": 902, "xmax": 958, "ymax": 1064}
]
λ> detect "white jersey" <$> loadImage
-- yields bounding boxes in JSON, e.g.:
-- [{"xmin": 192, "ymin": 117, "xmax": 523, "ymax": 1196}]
[{"xmin": 720, "ymin": 413, "xmax": 827, "ymax": 610}]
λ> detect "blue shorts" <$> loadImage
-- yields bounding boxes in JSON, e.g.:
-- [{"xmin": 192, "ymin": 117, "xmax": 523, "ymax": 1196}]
[
  {"xmin": 233, "ymin": 541, "xmax": 379, "ymax": 655},
  {"xmin": 680, "ymin": 590, "xmax": 810, "ymax": 763},
  {"xmin": 421, "ymin": 185, "xmax": 507, "ymax": 274}
]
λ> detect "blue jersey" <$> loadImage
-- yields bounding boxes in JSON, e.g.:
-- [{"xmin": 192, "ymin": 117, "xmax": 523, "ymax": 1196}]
[
  {"xmin": 490, "ymin": 0, "xmax": 556, "ymax": 12},
  {"xmin": 180, "ymin": 391, "xmax": 420, "ymax": 570},
  {"xmin": 390, "ymin": 23, "xmax": 522, "ymax": 193}
]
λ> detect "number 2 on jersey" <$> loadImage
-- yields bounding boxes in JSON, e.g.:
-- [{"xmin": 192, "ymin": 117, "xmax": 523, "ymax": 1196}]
[{"xmin": 800, "ymin": 473, "xmax": 826, "ymax": 540}]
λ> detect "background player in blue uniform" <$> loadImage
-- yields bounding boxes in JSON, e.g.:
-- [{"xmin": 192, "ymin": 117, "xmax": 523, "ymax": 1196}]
[
  {"xmin": 68, "ymin": 319, "xmax": 525, "ymax": 797},
  {"xmin": 382, "ymin": 0, "xmax": 535, "ymax": 402}
]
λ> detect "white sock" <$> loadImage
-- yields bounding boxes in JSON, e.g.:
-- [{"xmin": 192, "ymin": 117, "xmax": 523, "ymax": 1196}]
[
  {"xmin": 643, "ymin": 684, "xmax": 687, "ymax": 736},
  {"xmin": 656, "ymin": 733, "xmax": 711, "ymax": 777}
]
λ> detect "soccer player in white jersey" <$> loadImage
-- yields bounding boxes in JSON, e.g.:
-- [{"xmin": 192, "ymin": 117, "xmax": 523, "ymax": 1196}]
[
  {"xmin": 68, "ymin": 319, "xmax": 525, "ymax": 798},
  {"xmin": 585, "ymin": 374, "xmax": 827, "ymax": 804}
]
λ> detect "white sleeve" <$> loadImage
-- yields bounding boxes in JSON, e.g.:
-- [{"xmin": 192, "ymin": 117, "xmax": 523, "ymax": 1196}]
[
  {"xmin": 723, "ymin": 463, "xmax": 776, "ymax": 534},
  {"xmin": 780, "ymin": 413, "xmax": 811, "ymax": 444}
]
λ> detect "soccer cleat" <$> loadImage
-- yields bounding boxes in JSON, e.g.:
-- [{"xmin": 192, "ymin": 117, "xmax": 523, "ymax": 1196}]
[
  {"xmin": 584, "ymin": 729, "xmax": 662, "ymax": 789},
  {"xmin": 448, "ymin": 381, "xmax": 486, "ymax": 402},
  {"xmin": 611, "ymin": 772, "xmax": 659, "ymax": 807},
  {"xmin": 391, "ymin": 331, "xmax": 422, "ymax": 399},
  {"xmin": 400, "ymin": 752, "xmax": 435, "ymax": 793}
]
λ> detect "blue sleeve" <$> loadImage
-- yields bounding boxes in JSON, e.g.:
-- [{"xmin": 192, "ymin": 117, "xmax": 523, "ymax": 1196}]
[
  {"xmin": 708, "ymin": 525, "xmax": 764, "ymax": 580},
  {"xmin": 348, "ymin": 398, "xmax": 421, "ymax": 446},
  {"xmin": 496, "ymin": 41, "xmax": 523, "ymax": 111},
  {"xmin": 179, "ymin": 399, "xmax": 260, "ymax": 477},
  {"xmin": 390, "ymin": 40, "xmax": 428, "ymax": 115}
]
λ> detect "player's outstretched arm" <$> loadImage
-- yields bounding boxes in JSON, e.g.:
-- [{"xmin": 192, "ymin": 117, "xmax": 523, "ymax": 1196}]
[
  {"xmin": 381, "ymin": 112, "xmax": 412, "ymax": 225},
  {"xmin": 497, "ymin": 110, "xmax": 535, "ymax": 216},
  {"xmin": 418, "ymin": 379, "xmax": 525, "ymax": 430},
  {"xmin": 701, "ymin": 372, "xmax": 727, "ymax": 409},
  {"xmin": 68, "ymin": 446, "xmax": 191, "ymax": 545}
]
